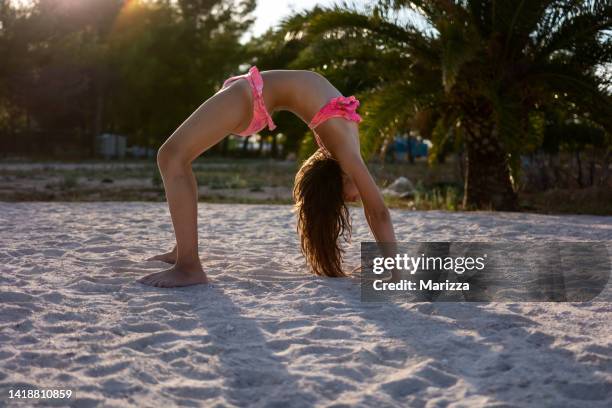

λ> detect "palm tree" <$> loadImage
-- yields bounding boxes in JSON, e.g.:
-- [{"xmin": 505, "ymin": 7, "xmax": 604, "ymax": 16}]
[{"xmin": 281, "ymin": 0, "xmax": 612, "ymax": 210}]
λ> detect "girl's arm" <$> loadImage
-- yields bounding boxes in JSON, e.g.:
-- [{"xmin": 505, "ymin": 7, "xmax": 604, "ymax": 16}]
[
  {"xmin": 318, "ymin": 120, "xmax": 397, "ymax": 245},
  {"xmin": 340, "ymin": 151, "xmax": 397, "ymax": 243}
]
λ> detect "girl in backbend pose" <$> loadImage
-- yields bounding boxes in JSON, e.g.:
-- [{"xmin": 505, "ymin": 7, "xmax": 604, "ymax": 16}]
[{"xmin": 139, "ymin": 66, "xmax": 396, "ymax": 287}]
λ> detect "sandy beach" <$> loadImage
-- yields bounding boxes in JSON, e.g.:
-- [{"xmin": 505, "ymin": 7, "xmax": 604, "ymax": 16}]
[{"xmin": 1, "ymin": 202, "xmax": 611, "ymax": 407}]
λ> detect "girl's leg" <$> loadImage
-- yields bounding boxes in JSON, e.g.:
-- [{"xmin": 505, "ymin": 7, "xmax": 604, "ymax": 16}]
[
  {"xmin": 146, "ymin": 170, "xmax": 197, "ymax": 264},
  {"xmin": 146, "ymin": 243, "xmax": 177, "ymax": 264},
  {"xmin": 138, "ymin": 80, "xmax": 252, "ymax": 287},
  {"xmin": 145, "ymin": 166, "xmax": 196, "ymax": 264}
]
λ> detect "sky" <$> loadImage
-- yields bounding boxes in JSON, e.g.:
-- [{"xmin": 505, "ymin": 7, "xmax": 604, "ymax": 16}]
[
  {"xmin": 249, "ymin": 0, "xmax": 336, "ymax": 37},
  {"xmin": 245, "ymin": 0, "xmax": 384, "ymax": 42},
  {"xmin": 9, "ymin": 0, "xmax": 367, "ymax": 38}
]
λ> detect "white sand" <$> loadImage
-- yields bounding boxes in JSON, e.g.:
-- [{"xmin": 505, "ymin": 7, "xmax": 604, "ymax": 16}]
[{"xmin": 1, "ymin": 202, "xmax": 611, "ymax": 407}]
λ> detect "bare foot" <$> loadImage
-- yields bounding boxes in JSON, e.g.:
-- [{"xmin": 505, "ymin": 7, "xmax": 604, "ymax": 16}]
[
  {"xmin": 137, "ymin": 264, "xmax": 208, "ymax": 288},
  {"xmin": 146, "ymin": 247, "xmax": 177, "ymax": 264},
  {"xmin": 146, "ymin": 251, "xmax": 176, "ymax": 264}
]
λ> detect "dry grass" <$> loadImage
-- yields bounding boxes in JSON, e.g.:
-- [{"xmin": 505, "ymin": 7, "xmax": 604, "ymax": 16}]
[{"xmin": 1, "ymin": 158, "xmax": 609, "ymax": 214}]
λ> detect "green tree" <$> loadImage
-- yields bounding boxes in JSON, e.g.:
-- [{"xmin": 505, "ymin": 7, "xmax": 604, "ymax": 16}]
[
  {"xmin": 280, "ymin": 0, "xmax": 612, "ymax": 210},
  {"xmin": 0, "ymin": 0, "xmax": 27, "ymax": 133},
  {"xmin": 108, "ymin": 0, "xmax": 254, "ymax": 149},
  {"xmin": 0, "ymin": 0, "xmax": 254, "ymax": 156},
  {"xmin": 0, "ymin": 0, "xmax": 125, "ymax": 155}
]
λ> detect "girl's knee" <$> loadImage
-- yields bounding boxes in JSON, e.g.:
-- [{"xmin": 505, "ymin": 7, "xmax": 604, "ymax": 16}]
[{"xmin": 157, "ymin": 142, "xmax": 188, "ymax": 170}]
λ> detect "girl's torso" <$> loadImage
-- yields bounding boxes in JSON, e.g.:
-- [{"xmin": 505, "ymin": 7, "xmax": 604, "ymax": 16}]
[
  {"xmin": 260, "ymin": 70, "xmax": 343, "ymax": 125},
  {"xmin": 223, "ymin": 68, "xmax": 358, "ymax": 155}
]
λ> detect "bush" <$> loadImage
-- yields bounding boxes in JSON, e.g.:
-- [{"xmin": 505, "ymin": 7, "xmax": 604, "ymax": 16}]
[{"xmin": 60, "ymin": 175, "xmax": 78, "ymax": 190}]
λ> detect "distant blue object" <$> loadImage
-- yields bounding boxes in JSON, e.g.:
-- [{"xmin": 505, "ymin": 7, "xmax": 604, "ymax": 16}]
[
  {"xmin": 394, "ymin": 137, "xmax": 409, "ymax": 153},
  {"xmin": 96, "ymin": 133, "xmax": 126, "ymax": 159},
  {"xmin": 391, "ymin": 136, "xmax": 428, "ymax": 161},
  {"xmin": 415, "ymin": 141, "xmax": 428, "ymax": 157}
]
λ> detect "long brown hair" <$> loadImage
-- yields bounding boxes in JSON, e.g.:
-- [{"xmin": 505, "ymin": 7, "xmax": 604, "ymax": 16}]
[{"xmin": 293, "ymin": 150, "xmax": 352, "ymax": 277}]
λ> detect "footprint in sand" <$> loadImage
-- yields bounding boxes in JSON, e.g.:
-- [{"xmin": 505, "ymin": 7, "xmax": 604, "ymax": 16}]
[
  {"xmin": 84, "ymin": 361, "xmax": 131, "ymax": 378},
  {"xmin": 555, "ymin": 381, "xmax": 610, "ymax": 401},
  {"xmin": 382, "ymin": 376, "xmax": 429, "ymax": 398}
]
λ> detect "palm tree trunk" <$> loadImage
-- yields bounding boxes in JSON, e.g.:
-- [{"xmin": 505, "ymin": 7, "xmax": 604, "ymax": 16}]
[
  {"xmin": 575, "ymin": 151, "xmax": 583, "ymax": 187},
  {"xmin": 257, "ymin": 135, "xmax": 265, "ymax": 156},
  {"xmin": 407, "ymin": 136, "xmax": 415, "ymax": 164},
  {"xmin": 462, "ymin": 124, "xmax": 518, "ymax": 211},
  {"xmin": 600, "ymin": 151, "xmax": 611, "ymax": 186},
  {"xmin": 93, "ymin": 91, "xmax": 103, "ymax": 158}
]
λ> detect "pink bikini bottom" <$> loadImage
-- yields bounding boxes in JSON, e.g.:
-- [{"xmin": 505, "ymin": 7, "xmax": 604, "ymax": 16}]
[
  {"xmin": 222, "ymin": 66, "xmax": 362, "ymax": 154},
  {"xmin": 222, "ymin": 66, "xmax": 276, "ymax": 137}
]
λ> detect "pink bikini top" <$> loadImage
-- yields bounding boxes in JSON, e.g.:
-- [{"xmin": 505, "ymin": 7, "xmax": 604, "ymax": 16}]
[
  {"xmin": 222, "ymin": 66, "xmax": 362, "ymax": 151},
  {"xmin": 222, "ymin": 66, "xmax": 276, "ymax": 137},
  {"xmin": 307, "ymin": 95, "xmax": 362, "ymax": 156}
]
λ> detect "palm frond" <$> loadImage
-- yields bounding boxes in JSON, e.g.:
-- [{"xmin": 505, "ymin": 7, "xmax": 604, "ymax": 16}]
[
  {"xmin": 437, "ymin": 16, "xmax": 481, "ymax": 91},
  {"xmin": 428, "ymin": 109, "xmax": 461, "ymax": 165},
  {"xmin": 285, "ymin": 7, "xmax": 439, "ymax": 67},
  {"xmin": 527, "ymin": 60, "xmax": 612, "ymax": 122},
  {"xmin": 359, "ymin": 79, "xmax": 442, "ymax": 158},
  {"xmin": 535, "ymin": 1, "xmax": 612, "ymax": 63}
]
